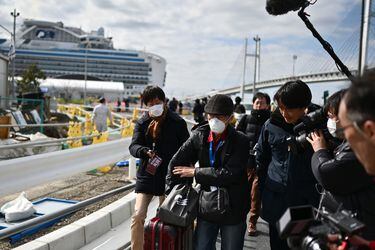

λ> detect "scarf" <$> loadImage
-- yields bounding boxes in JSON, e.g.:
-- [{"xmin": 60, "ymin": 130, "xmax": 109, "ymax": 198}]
[{"xmin": 146, "ymin": 107, "xmax": 167, "ymax": 141}]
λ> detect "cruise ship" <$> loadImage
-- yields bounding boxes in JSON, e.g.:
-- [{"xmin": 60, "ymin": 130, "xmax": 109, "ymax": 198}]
[{"xmin": 0, "ymin": 19, "xmax": 166, "ymax": 98}]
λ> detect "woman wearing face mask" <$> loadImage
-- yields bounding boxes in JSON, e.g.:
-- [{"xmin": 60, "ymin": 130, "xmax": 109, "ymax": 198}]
[
  {"xmin": 166, "ymin": 94, "xmax": 251, "ymax": 250},
  {"xmin": 129, "ymin": 86, "xmax": 190, "ymax": 250},
  {"xmin": 307, "ymin": 89, "xmax": 375, "ymax": 240}
]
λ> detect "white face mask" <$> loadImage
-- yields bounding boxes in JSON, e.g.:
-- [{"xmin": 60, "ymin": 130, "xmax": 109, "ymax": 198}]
[
  {"xmin": 149, "ymin": 104, "xmax": 164, "ymax": 117},
  {"xmin": 327, "ymin": 118, "xmax": 338, "ymax": 137},
  {"xmin": 208, "ymin": 118, "xmax": 226, "ymax": 134}
]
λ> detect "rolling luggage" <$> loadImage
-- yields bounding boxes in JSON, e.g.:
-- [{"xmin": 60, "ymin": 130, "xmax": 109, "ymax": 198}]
[{"xmin": 144, "ymin": 217, "xmax": 193, "ymax": 250}]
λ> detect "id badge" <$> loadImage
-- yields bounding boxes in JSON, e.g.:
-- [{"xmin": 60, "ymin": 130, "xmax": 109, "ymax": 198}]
[{"xmin": 146, "ymin": 155, "xmax": 162, "ymax": 175}]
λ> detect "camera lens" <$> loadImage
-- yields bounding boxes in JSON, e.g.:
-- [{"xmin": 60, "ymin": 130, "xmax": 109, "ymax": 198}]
[{"xmin": 301, "ymin": 235, "xmax": 325, "ymax": 250}]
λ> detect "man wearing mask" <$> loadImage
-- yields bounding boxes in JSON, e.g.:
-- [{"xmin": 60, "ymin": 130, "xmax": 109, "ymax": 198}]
[
  {"xmin": 307, "ymin": 89, "xmax": 375, "ymax": 240},
  {"xmin": 129, "ymin": 86, "xmax": 189, "ymax": 250},
  {"xmin": 167, "ymin": 94, "xmax": 250, "ymax": 250},
  {"xmin": 256, "ymin": 80, "xmax": 320, "ymax": 250},
  {"xmin": 236, "ymin": 92, "xmax": 271, "ymax": 236}
]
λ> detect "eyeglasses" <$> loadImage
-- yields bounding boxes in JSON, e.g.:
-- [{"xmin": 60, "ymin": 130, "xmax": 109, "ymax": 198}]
[
  {"xmin": 335, "ymin": 124, "xmax": 353, "ymax": 137},
  {"xmin": 335, "ymin": 121, "xmax": 363, "ymax": 137}
]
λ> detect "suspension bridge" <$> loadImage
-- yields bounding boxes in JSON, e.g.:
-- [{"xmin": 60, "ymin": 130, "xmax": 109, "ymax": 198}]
[{"xmin": 188, "ymin": 1, "xmax": 375, "ymax": 100}]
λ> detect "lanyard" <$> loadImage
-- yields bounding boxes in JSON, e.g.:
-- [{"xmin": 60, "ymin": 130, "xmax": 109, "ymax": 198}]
[{"xmin": 209, "ymin": 140, "xmax": 224, "ymax": 167}]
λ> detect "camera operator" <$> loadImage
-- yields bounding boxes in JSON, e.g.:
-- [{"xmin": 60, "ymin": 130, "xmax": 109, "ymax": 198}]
[
  {"xmin": 256, "ymin": 80, "xmax": 320, "ymax": 250},
  {"xmin": 307, "ymin": 89, "xmax": 375, "ymax": 241}
]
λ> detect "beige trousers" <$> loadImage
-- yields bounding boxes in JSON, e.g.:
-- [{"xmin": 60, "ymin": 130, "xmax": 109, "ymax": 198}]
[{"xmin": 130, "ymin": 193, "xmax": 165, "ymax": 250}]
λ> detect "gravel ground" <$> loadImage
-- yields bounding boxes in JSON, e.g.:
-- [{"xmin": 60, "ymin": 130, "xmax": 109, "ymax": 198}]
[{"xmin": 0, "ymin": 166, "xmax": 133, "ymax": 249}]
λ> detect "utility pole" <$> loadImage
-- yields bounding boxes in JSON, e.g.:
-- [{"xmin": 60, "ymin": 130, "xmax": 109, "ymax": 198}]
[
  {"xmin": 252, "ymin": 35, "xmax": 261, "ymax": 96},
  {"xmin": 358, "ymin": 0, "xmax": 372, "ymax": 76},
  {"xmin": 292, "ymin": 55, "xmax": 298, "ymax": 77},
  {"xmin": 10, "ymin": 9, "xmax": 19, "ymax": 99},
  {"xmin": 240, "ymin": 38, "xmax": 248, "ymax": 100}
]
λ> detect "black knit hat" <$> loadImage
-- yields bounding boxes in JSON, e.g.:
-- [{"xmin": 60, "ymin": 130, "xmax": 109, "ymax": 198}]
[{"xmin": 204, "ymin": 94, "xmax": 234, "ymax": 115}]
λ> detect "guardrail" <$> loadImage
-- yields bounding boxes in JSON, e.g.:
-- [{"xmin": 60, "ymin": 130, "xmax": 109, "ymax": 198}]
[
  {"xmin": 0, "ymin": 138, "xmax": 132, "ymax": 197},
  {"xmin": 0, "ymin": 125, "xmax": 130, "ymax": 150},
  {"xmin": 0, "ymin": 123, "xmax": 73, "ymax": 128},
  {"xmin": 183, "ymin": 117, "xmax": 197, "ymax": 126}
]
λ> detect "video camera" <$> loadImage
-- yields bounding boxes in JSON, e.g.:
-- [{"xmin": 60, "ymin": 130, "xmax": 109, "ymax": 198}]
[
  {"xmin": 277, "ymin": 203, "xmax": 365, "ymax": 250},
  {"xmin": 286, "ymin": 107, "xmax": 334, "ymax": 153}
]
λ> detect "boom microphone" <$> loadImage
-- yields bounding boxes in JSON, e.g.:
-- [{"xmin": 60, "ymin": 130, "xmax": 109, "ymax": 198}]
[
  {"xmin": 266, "ymin": 0, "xmax": 309, "ymax": 15},
  {"xmin": 265, "ymin": 0, "xmax": 355, "ymax": 81}
]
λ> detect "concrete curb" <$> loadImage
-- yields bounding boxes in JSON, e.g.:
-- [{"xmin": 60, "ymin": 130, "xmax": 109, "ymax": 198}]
[{"xmin": 13, "ymin": 192, "xmax": 136, "ymax": 250}]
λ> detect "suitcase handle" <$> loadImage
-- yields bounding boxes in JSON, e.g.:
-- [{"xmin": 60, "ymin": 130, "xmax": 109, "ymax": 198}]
[
  {"xmin": 150, "ymin": 218, "xmax": 163, "ymax": 250},
  {"xmin": 151, "ymin": 218, "xmax": 159, "ymax": 249}
]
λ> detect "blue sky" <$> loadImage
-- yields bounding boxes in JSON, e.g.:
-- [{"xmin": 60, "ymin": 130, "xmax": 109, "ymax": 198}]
[{"xmin": 0, "ymin": 0, "xmax": 364, "ymax": 98}]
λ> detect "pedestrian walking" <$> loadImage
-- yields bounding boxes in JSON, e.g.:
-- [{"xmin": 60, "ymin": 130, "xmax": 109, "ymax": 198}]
[
  {"xmin": 129, "ymin": 86, "xmax": 190, "ymax": 250},
  {"xmin": 92, "ymin": 97, "xmax": 113, "ymax": 132},
  {"xmin": 167, "ymin": 94, "xmax": 251, "ymax": 250},
  {"xmin": 236, "ymin": 92, "xmax": 271, "ymax": 236}
]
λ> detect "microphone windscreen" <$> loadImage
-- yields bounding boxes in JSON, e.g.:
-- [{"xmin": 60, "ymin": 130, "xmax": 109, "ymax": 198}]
[{"xmin": 266, "ymin": 0, "xmax": 307, "ymax": 16}]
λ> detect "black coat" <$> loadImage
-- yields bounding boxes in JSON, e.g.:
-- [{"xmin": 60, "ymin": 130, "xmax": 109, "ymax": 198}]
[
  {"xmin": 311, "ymin": 142, "xmax": 375, "ymax": 240},
  {"xmin": 236, "ymin": 109, "xmax": 271, "ymax": 168},
  {"xmin": 256, "ymin": 108, "xmax": 320, "ymax": 224},
  {"xmin": 167, "ymin": 125, "xmax": 251, "ymax": 225},
  {"xmin": 192, "ymin": 103, "xmax": 204, "ymax": 123},
  {"xmin": 129, "ymin": 110, "xmax": 190, "ymax": 196}
]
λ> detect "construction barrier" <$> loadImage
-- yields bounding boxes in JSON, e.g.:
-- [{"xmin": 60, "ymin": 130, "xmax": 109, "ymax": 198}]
[
  {"xmin": 132, "ymin": 108, "xmax": 139, "ymax": 121},
  {"xmin": 84, "ymin": 113, "xmax": 93, "ymax": 136},
  {"xmin": 120, "ymin": 118, "xmax": 134, "ymax": 138},
  {"xmin": 67, "ymin": 122, "xmax": 83, "ymax": 148}
]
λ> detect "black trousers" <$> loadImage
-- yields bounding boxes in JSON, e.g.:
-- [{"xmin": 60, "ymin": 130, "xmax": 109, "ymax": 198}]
[{"xmin": 269, "ymin": 224, "xmax": 290, "ymax": 250}]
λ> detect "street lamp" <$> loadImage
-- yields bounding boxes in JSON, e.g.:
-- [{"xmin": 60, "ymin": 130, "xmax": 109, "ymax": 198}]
[
  {"xmin": 10, "ymin": 9, "xmax": 19, "ymax": 99},
  {"xmin": 292, "ymin": 54, "xmax": 297, "ymax": 77},
  {"xmin": 84, "ymin": 41, "xmax": 91, "ymax": 106}
]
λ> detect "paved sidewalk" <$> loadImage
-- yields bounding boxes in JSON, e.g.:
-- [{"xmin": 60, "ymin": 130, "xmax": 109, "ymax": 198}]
[
  {"xmin": 216, "ymin": 219, "xmax": 270, "ymax": 250},
  {"xmin": 81, "ymin": 197, "xmax": 271, "ymax": 250}
]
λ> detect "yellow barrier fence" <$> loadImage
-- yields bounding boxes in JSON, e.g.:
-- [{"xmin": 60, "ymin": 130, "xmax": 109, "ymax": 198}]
[{"xmin": 67, "ymin": 122, "xmax": 83, "ymax": 148}]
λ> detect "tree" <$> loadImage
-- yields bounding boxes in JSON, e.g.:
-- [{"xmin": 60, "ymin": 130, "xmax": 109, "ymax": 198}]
[{"xmin": 16, "ymin": 64, "xmax": 46, "ymax": 94}]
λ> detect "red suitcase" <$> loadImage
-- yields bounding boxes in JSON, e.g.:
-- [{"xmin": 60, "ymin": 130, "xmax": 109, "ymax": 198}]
[
  {"xmin": 144, "ymin": 217, "xmax": 177, "ymax": 250},
  {"xmin": 144, "ymin": 217, "xmax": 193, "ymax": 250}
]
